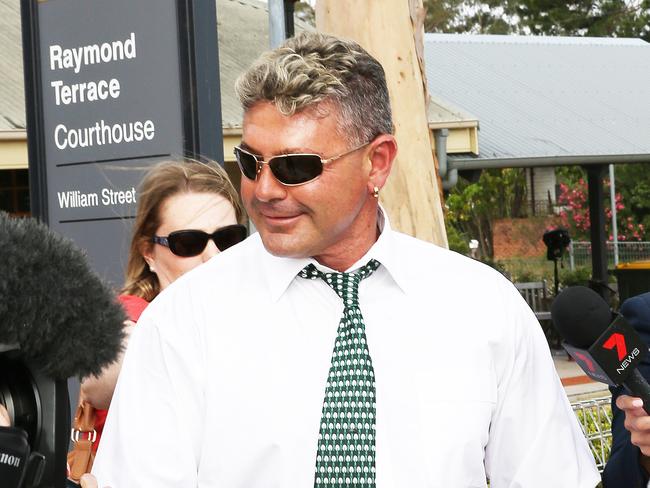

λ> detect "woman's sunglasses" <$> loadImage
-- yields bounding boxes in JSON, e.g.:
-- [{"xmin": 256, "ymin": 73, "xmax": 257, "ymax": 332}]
[
  {"xmin": 233, "ymin": 142, "xmax": 369, "ymax": 186},
  {"xmin": 152, "ymin": 224, "xmax": 247, "ymax": 257}
]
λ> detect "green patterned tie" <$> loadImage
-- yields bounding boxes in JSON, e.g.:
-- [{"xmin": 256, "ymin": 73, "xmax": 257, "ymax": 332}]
[{"xmin": 299, "ymin": 259, "xmax": 380, "ymax": 488}]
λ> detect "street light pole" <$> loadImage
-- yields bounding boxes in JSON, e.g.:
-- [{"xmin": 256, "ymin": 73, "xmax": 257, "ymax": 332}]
[{"xmin": 609, "ymin": 164, "xmax": 619, "ymax": 266}]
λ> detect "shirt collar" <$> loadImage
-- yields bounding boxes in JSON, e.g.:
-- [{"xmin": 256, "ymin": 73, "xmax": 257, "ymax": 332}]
[{"xmin": 259, "ymin": 206, "xmax": 410, "ymax": 302}]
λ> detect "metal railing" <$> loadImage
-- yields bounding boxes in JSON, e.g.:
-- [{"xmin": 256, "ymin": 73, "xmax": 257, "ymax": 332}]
[
  {"xmin": 520, "ymin": 199, "xmax": 562, "ymax": 217},
  {"xmin": 568, "ymin": 241, "xmax": 650, "ymax": 269},
  {"xmin": 571, "ymin": 396, "xmax": 612, "ymax": 472}
]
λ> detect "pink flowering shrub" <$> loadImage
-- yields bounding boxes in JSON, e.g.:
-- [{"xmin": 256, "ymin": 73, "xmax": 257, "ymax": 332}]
[{"xmin": 557, "ymin": 179, "xmax": 645, "ymax": 241}]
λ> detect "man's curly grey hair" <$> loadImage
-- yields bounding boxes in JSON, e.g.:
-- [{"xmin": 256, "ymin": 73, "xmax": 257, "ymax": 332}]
[{"xmin": 235, "ymin": 32, "xmax": 394, "ymax": 147}]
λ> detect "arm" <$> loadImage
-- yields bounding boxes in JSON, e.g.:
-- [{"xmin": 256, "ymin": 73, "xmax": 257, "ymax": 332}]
[
  {"xmin": 602, "ymin": 390, "xmax": 650, "ymax": 487},
  {"xmin": 80, "ymin": 321, "xmax": 136, "ymax": 409},
  {"xmin": 602, "ymin": 293, "xmax": 650, "ymax": 487},
  {"xmin": 485, "ymin": 283, "xmax": 600, "ymax": 487},
  {"xmin": 91, "ymin": 289, "xmax": 206, "ymax": 487}
]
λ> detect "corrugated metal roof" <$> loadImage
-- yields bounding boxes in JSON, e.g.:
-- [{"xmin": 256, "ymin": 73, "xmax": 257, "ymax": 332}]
[
  {"xmin": 0, "ymin": 0, "xmax": 313, "ymax": 131},
  {"xmin": 424, "ymin": 33, "xmax": 650, "ymax": 168},
  {"xmin": 0, "ymin": 1, "xmax": 25, "ymax": 130},
  {"xmin": 1, "ymin": 0, "xmax": 476, "ymax": 136},
  {"xmin": 217, "ymin": 0, "xmax": 313, "ymax": 129},
  {"xmin": 427, "ymin": 93, "xmax": 478, "ymax": 129}
]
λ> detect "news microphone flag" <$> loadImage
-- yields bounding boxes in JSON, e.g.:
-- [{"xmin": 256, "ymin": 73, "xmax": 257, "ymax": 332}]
[
  {"xmin": 562, "ymin": 313, "xmax": 647, "ymax": 386},
  {"xmin": 552, "ymin": 286, "xmax": 650, "ymax": 413}
]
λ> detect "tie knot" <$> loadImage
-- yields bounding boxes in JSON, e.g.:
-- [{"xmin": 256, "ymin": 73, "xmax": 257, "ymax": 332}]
[{"xmin": 298, "ymin": 259, "xmax": 380, "ymax": 303}]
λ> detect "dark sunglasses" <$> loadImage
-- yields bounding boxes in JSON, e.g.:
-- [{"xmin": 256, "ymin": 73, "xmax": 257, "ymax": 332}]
[
  {"xmin": 152, "ymin": 224, "xmax": 247, "ymax": 257},
  {"xmin": 233, "ymin": 142, "xmax": 369, "ymax": 186}
]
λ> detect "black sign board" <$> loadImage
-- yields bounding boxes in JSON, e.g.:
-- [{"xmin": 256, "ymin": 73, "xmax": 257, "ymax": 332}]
[{"xmin": 21, "ymin": 0, "xmax": 223, "ymax": 285}]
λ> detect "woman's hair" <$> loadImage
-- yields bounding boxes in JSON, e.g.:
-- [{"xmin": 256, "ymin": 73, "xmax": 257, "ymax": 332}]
[
  {"xmin": 235, "ymin": 31, "xmax": 393, "ymax": 147},
  {"xmin": 122, "ymin": 159, "xmax": 245, "ymax": 301}
]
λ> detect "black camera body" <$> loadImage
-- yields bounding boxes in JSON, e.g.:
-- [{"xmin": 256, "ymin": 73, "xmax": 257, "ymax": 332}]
[{"xmin": 1, "ymin": 346, "xmax": 70, "ymax": 488}]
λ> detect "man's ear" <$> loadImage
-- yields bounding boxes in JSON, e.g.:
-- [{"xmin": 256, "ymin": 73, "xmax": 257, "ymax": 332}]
[{"xmin": 366, "ymin": 134, "xmax": 397, "ymax": 194}]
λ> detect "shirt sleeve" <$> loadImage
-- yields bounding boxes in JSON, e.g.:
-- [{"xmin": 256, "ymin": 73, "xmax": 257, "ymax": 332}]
[
  {"xmin": 92, "ymin": 288, "xmax": 206, "ymax": 487},
  {"xmin": 484, "ymin": 282, "xmax": 600, "ymax": 488}
]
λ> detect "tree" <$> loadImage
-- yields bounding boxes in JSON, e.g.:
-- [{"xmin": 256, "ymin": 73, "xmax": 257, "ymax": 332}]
[
  {"xmin": 445, "ymin": 168, "xmax": 527, "ymax": 258},
  {"xmin": 424, "ymin": 0, "xmax": 650, "ymax": 40},
  {"xmin": 556, "ymin": 166, "xmax": 646, "ymax": 242},
  {"xmin": 426, "ymin": 0, "xmax": 650, "ymax": 259},
  {"xmin": 615, "ymin": 163, "xmax": 650, "ymax": 231}
]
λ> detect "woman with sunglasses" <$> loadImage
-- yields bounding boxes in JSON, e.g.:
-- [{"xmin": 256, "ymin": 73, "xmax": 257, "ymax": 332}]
[{"xmin": 78, "ymin": 159, "xmax": 246, "ymax": 459}]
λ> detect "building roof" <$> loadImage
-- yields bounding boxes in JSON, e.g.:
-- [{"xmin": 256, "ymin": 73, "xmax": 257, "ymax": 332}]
[
  {"xmin": 217, "ymin": 0, "xmax": 312, "ymax": 130},
  {"xmin": 0, "ymin": 1, "xmax": 24, "ymax": 131},
  {"xmin": 423, "ymin": 33, "xmax": 650, "ymax": 169},
  {"xmin": 0, "ymin": 0, "xmax": 477, "ymax": 136}
]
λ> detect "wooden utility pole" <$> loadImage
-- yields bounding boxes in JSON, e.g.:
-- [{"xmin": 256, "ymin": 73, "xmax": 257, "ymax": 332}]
[{"xmin": 316, "ymin": 0, "xmax": 448, "ymax": 247}]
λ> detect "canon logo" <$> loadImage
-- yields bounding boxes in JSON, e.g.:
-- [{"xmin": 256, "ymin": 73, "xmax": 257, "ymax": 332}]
[
  {"xmin": 616, "ymin": 347, "xmax": 641, "ymax": 374},
  {"xmin": 0, "ymin": 452, "xmax": 21, "ymax": 468}
]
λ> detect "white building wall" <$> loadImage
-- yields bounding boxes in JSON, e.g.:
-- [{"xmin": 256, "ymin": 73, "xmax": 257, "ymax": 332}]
[{"xmin": 527, "ymin": 166, "xmax": 557, "ymax": 203}]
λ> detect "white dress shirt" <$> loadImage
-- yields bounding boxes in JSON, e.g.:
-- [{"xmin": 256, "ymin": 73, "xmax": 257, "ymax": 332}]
[{"xmin": 93, "ymin": 214, "xmax": 599, "ymax": 487}]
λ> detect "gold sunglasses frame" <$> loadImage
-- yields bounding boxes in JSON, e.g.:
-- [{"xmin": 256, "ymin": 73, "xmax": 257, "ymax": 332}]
[{"xmin": 233, "ymin": 142, "xmax": 370, "ymax": 187}]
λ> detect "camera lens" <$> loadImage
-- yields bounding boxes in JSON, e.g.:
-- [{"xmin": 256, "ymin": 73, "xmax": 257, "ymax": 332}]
[{"xmin": 0, "ymin": 352, "xmax": 41, "ymax": 449}]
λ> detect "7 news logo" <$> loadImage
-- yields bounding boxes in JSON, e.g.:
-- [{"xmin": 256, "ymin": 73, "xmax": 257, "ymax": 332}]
[{"xmin": 603, "ymin": 332, "xmax": 640, "ymax": 374}]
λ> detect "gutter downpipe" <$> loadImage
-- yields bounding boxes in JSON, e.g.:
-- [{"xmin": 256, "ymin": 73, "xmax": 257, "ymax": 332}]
[
  {"xmin": 435, "ymin": 128, "xmax": 457, "ymax": 190},
  {"xmin": 609, "ymin": 163, "xmax": 619, "ymax": 266}
]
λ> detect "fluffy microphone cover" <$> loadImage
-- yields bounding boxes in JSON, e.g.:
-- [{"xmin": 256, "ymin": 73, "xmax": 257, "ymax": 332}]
[{"xmin": 0, "ymin": 212, "xmax": 125, "ymax": 379}]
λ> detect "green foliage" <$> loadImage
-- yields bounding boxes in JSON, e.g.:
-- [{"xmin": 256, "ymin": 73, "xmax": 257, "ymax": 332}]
[
  {"xmin": 446, "ymin": 168, "xmax": 526, "ymax": 258},
  {"xmin": 559, "ymin": 266, "xmax": 592, "ymax": 288},
  {"xmin": 615, "ymin": 163, "xmax": 650, "ymax": 231},
  {"xmin": 445, "ymin": 219, "xmax": 470, "ymax": 254},
  {"xmin": 423, "ymin": 0, "xmax": 650, "ymax": 40},
  {"xmin": 556, "ymin": 169, "xmax": 646, "ymax": 242},
  {"xmin": 498, "ymin": 256, "xmax": 594, "ymax": 290},
  {"xmin": 574, "ymin": 404, "xmax": 612, "ymax": 479},
  {"xmin": 555, "ymin": 165, "xmax": 585, "ymax": 187}
]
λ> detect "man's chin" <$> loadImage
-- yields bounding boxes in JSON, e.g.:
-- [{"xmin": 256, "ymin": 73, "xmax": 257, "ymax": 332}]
[{"xmin": 259, "ymin": 232, "xmax": 311, "ymax": 259}]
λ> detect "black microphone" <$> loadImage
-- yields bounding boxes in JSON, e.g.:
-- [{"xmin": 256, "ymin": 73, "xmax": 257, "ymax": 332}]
[
  {"xmin": 0, "ymin": 212, "xmax": 126, "ymax": 379},
  {"xmin": 551, "ymin": 285, "xmax": 650, "ymax": 414},
  {"xmin": 0, "ymin": 211, "xmax": 126, "ymax": 487}
]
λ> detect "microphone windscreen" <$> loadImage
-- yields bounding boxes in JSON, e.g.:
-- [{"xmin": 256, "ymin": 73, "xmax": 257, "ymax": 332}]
[
  {"xmin": 551, "ymin": 285, "xmax": 611, "ymax": 349},
  {"xmin": 0, "ymin": 212, "xmax": 125, "ymax": 379}
]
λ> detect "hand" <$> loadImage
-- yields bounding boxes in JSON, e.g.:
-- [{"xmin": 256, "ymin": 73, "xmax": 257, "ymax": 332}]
[
  {"xmin": 0, "ymin": 404, "xmax": 9, "ymax": 427},
  {"xmin": 80, "ymin": 473, "xmax": 111, "ymax": 488},
  {"xmin": 617, "ymin": 394, "xmax": 650, "ymax": 472},
  {"xmin": 80, "ymin": 320, "xmax": 137, "ymax": 409}
]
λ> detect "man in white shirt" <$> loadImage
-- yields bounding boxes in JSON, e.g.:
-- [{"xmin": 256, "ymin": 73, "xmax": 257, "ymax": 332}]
[{"xmin": 92, "ymin": 32, "xmax": 599, "ymax": 487}]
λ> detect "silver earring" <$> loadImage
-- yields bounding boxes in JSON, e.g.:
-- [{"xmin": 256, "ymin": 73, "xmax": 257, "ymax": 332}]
[{"xmin": 373, "ymin": 186, "xmax": 380, "ymax": 198}]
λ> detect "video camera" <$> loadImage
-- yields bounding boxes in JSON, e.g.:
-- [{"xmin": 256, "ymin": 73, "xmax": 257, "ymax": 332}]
[
  {"xmin": 0, "ymin": 346, "xmax": 69, "ymax": 487},
  {"xmin": 0, "ymin": 213, "xmax": 126, "ymax": 487}
]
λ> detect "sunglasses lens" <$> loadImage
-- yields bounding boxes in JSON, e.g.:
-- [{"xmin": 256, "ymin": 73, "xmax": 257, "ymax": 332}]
[
  {"xmin": 168, "ymin": 231, "xmax": 209, "ymax": 257},
  {"xmin": 234, "ymin": 148, "xmax": 258, "ymax": 180},
  {"xmin": 270, "ymin": 155, "xmax": 323, "ymax": 185},
  {"xmin": 213, "ymin": 225, "xmax": 247, "ymax": 251}
]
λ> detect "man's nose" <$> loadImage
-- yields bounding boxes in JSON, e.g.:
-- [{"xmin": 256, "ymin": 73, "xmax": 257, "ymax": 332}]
[{"xmin": 254, "ymin": 163, "xmax": 287, "ymax": 202}]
